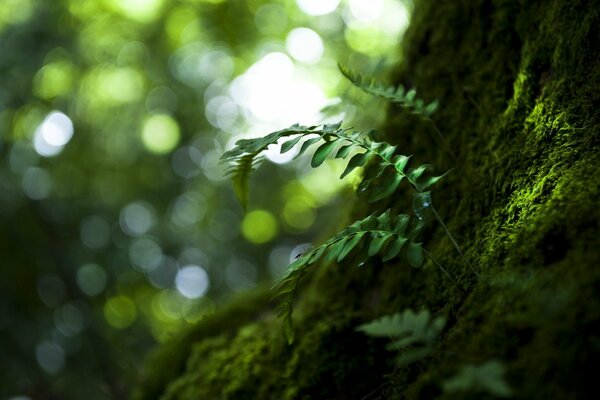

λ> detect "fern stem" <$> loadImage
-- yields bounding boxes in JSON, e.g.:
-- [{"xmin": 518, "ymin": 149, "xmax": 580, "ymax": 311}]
[
  {"xmin": 422, "ymin": 248, "xmax": 465, "ymax": 292},
  {"xmin": 430, "ymin": 205, "xmax": 480, "ymax": 277},
  {"xmin": 427, "ymin": 119, "xmax": 458, "ymax": 162}
]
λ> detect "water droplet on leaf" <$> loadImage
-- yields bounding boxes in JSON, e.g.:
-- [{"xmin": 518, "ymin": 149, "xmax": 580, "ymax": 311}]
[{"xmin": 413, "ymin": 192, "xmax": 432, "ymax": 220}]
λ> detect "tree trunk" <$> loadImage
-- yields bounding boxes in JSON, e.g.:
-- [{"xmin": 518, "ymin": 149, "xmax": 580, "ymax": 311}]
[{"xmin": 134, "ymin": 0, "xmax": 600, "ymax": 398}]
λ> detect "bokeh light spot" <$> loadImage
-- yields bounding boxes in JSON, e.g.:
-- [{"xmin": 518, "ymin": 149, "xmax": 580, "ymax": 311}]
[
  {"xmin": 36, "ymin": 341, "xmax": 65, "ymax": 374},
  {"xmin": 80, "ymin": 215, "xmax": 111, "ymax": 249},
  {"xmin": 141, "ymin": 114, "xmax": 180, "ymax": 154},
  {"xmin": 283, "ymin": 197, "xmax": 316, "ymax": 231},
  {"xmin": 54, "ymin": 303, "xmax": 86, "ymax": 337},
  {"xmin": 241, "ymin": 210, "xmax": 278, "ymax": 244},
  {"xmin": 296, "ymin": 0, "xmax": 339, "ymax": 16},
  {"xmin": 175, "ymin": 265, "xmax": 209, "ymax": 299},
  {"xmin": 103, "ymin": 296, "xmax": 137, "ymax": 329},
  {"xmin": 286, "ymin": 28, "xmax": 324, "ymax": 64},
  {"xmin": 120, "ymin": 201, "xmax": 155, "ymax": 236},
  {"xmin": 76, "ymin": 264, "xmax": 107, "ymax": 296},
  {"xmin": 34, "ymin": 61, "xmax": 75, "ymax": 99},
  {"xmin": 33, "ymin": 111, "xmax": 74, "ymax": 157},
  {"xmin": 129, "ymin": 237, "xmax": 163, "ymax": 272},
  {"xmin": 21, "ymin": 167, "xmax": 52, "ymax": 200},
  {"xmin": 103, "ymin": 0, "xmax": 165, "ymax": 23}
]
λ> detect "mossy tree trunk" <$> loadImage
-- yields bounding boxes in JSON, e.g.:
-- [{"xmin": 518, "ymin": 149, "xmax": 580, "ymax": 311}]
[{"xmin": 134, "ymin": 0, "xmax": 600, "ymax": 399}]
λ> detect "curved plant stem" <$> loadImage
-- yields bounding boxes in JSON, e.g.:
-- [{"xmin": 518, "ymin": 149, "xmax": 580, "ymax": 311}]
[
  {"xmin": 427, "ymin": 119, "xmax": 458, "ymax": 162},
  {"xmin": 430, "ymin": 205, "xmax": 480, "ymax": 277},
  {"xmin": 423, "ymin": 248, "xmax": 466, "ymax": 292}
]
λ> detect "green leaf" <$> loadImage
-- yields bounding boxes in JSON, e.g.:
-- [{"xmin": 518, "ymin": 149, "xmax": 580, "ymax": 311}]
[
  {"xmin": 376, "ymin": 209, "xmax": 392, "ymax": 231},
  {"xmin": 407, "ymin": 164, "xmax": 433, "ymax": 183},
  {"xmin": 324, "ymin": 239, "xmax": 347, "ymax": 264},
  {"xmin": 308, "ymin": 246, "xmax": 327, "ymax": 264},
  {"xmin": 368, "ymin": 173, "xmax": 403, "ymax": 203},
  {"xmin": 335, "ymin": 144, "xmax": 353, "ymax": 159},
  {"xmin": 394, "ymin": 155, "xmax": 411, "ymax": 172},
  {"xmin": 417, "ymin": 171, "xmax": 450, "ymax": 191},
  {"xmin": 337, "ymin": 232, "xmax": 365, "ymax": 262},
  {"xmin": 294, "ymin": 137, "xmax": 321, "ymax": 159},
  {"xmin": 280, "ymin": 136, "xmax": 302, "ymax": 153},
  {"xmin": 395, "ymin": 347, "xmax": 433, "ymax": 365},
  {"xmin": 368, "ymin": 232, "xmax": 394, "ymax": 256},
  {"xmin": 424, "ymin": 100, "xmax": 439, "ymax": 116},
  {"xmin": 379, "ymin": 143, "xmax": 397, "ymax": 160},
  {"xmin": 407, "ymin": 242, "xmax": 424, "ymax": 267},
  {"xmin": 392, "ymin": 214, "xmax": 411, "ymax": 235},
  {"xmin": 382, "ymin": 236, "xmax": 407, "ymax": 261},
  {"xmin": 359, "ymin": 214, "xmax": 378, "ymax": 230},
  {"xmin": 311, "ymin": 141, "xmax": 337, "ymax": 168},
  {"xmin": 356, "ymin": 313, "xmax": 406, "ymax": 337},
  {"xmin": 340, "ymin": 152, "xmax": 370, "ymax": 179},
  {"xmin": 323, "ymin": 121, "xmax": 342, "ymax": 132}
]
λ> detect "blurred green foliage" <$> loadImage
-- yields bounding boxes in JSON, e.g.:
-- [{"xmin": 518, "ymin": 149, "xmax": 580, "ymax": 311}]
[{"xmin": 0, "ymin": 0, "xmax": 412, "ymax": 398}]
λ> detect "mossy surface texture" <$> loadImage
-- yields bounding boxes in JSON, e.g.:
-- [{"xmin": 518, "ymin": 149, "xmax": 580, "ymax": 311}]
[{"xmin": 134, "ymin": 0, "xmax": 600, "ymax": 398}]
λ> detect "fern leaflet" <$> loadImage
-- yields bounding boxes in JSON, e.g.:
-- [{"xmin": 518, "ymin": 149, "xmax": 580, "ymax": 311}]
[
  {"xmin": 338, "ymin": 63, "xmax": 439, "ymax": 118},
  {"xmin": 273, "ymin": 211, "xmax": 426, "ymax": 344}
]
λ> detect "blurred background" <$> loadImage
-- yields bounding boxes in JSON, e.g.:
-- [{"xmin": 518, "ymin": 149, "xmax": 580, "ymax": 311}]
[{"xmin": 0, "ymin": 0, "xmax": 413, "ymax": 398}]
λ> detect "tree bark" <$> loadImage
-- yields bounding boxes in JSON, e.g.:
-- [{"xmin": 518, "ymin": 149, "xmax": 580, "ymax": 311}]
[{"xmin": 134, "ymin": 0, "xmax": 600, "ymax": 398}]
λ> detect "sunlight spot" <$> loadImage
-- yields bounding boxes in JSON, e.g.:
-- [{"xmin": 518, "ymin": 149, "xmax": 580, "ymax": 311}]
[
  {"xmin": 175, "ymin": 265, "xmax": 209, "ymax": 299},
  {"xmin": 54, "ymin": 303, "xmax": 85, "ymax": 337},
  {"xmin": 268, "ymin": 245, "xmax": 295, "ymax": 277},
  {"xmin": 34, "ymin": 61, "xmax": 74, "ymax": 99},
  {"xmin": 21, "ymin": 167, "xmax": 52, "ymax": 200},
  {"xmin": 348, "ymin": 0, "xmax": 384, "ymax": 22},
  {"xmin": 104, "ymin": 296, "xmax": 137, "ymax": 329},
  {"xmin": 129, "ymin": 237, "xmax": 163, "ymax": 272},
  {"xmin": 286, "ymin": 28, "xmax": 324, "ymax": 64},
  {"xmin": 283, "ymin": 196, "xmax": 316, "ymax": 231},
  {"xmin": 141, "ymin": 114, "xmax": 180, "ymax": 154},
  {"xmin": 241, "ymin": 209, "xmax": 278, "ymax": 244},
  {"xmin": 120, "ymin": 201, "xmax": 155, "ymax": 236},
  {"xmin": 296, "ymin": 0, "xmax": 339, "ymax": 16},
  {"xmin": 229, "ymin": 52, "xmax": 328, "ymax": 130},
  {"xmin": 103, "ymin": 0, "xmax": 165, "ymax": 23},
  {"xmin": 33, "ymin": 111, "xmax": 73, "ymax": 157},
  {"xmin": 36, "ymin": 341, "xmax": 65, "ymax": 374},
  {"xmin": 76, "ymin": 264, "xmax": 107, "ymax": 296}
]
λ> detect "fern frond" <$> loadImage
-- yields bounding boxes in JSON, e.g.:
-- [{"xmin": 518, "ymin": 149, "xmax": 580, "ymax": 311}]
[
  {"xmin": 356, "ymin": 309, "xmax": 446, "ymax": 365},
  {"xmin": 443, "ymin": 360, "xmax": 512, "ymax": 398},
  {"xmin": 338, "ymin": 63, "xmax": 439, "ymax": 118},
  {"xmin": 273, "ymin": 211, "xmax": 426, "ymax": 344},
  {"xmin": 223, "ymin": 154, "xmax": 262, "ymax": 212},
  {"xmin": 221, "ymin": 122, "xmax": 448, "ymax": 211},
  {"xmin": 220, "ymin": 122, "xmax": 349, "ymax": 210}
]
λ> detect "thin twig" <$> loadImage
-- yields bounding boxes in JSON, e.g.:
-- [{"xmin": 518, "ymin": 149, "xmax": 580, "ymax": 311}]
[
  {"xmin": 427, "ymin": 119, "xmax": 458, "ymax": 162},
  {"xmin": 423, "ymin": 248, "xmax": 466, "ymax": 293},
  {"xmin": 430, "ymin": 204, "xmax": 480, "ymax": 277}
]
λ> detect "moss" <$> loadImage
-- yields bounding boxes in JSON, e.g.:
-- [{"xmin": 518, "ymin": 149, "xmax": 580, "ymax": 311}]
[{"xmin": 134, "ymin": 0, "xmax": 600, "ymax": 398}]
